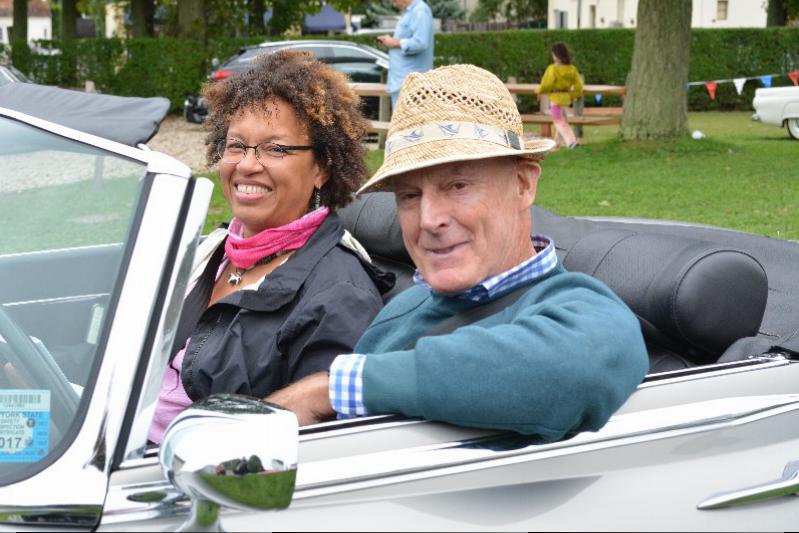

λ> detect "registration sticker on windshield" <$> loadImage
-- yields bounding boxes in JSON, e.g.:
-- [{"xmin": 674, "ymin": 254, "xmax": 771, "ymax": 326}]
[{"xmin": 0, "ymin": 390, "xmax": 50, "ymax": 462}]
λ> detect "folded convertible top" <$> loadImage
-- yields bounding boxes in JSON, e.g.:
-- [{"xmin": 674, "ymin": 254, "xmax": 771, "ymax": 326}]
[{"xmin": 0, "ymin": 83, "xmax": 170, "ymax": 147}]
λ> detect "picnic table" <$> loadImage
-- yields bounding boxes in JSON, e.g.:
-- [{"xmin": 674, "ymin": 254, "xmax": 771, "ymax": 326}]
[{"xmin": 349, "ymin": 82, "xmax": 626, "ymax": 145}]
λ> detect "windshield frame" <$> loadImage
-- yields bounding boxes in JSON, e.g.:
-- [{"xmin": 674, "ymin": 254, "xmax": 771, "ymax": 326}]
[{"xmin": 0, "ymin": 107, "xmax": 199, "ymax": 528}]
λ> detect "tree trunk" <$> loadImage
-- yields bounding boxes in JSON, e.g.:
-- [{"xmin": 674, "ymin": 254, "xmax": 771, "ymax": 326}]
[
  {"xmin": 11, "ymin": 0, "xmax": 30, "ymax": 73},
  {"xmin": 249, "ymin": 0, "xmax": 266, "ymax": 36},
  {"xmin": 61, "ymin": 0, "xmax": 78, "ymax": 40},
  {"xmin": 12, "ymin": 0, "xmax": 28, "ymax": 43},
  {"xmin": 620, "ymin": 0, "xmax": 692, "ymax": 141},
  {"xmin": 131, "ymin": 0, "xmax": 155, "ymax": 37},
  {"xmin": 178, "ymin": 0, "xmax": 206, "ymax": 41},
  {"xmin": 767, "ymin": 0, "xmax": 787, "ymax": 26}
]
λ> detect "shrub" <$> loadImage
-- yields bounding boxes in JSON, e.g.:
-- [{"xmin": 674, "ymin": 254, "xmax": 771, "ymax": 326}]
[{"xmin": 21, "ymin": 27, "xmax": 799, "ymax": 113}]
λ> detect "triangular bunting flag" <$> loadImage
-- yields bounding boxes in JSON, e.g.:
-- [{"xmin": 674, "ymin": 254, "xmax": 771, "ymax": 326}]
[
  {"xmin": 760, "ymin": 75, "xmax": 773, "ymax": 88},
  {"xmin": 789, "ymin": 71, "xmax": 799, "ymax": 86},
  {"xmin": 705, "ymin": 82, "xmax": 718, "ymax": 100},
  {"xmin": 733, "ymin": 78, "xmax": 746, "ymax": 95},
  {"xmin": 594, "ymin": 94, "xmax": 602, "ymax": 105}
]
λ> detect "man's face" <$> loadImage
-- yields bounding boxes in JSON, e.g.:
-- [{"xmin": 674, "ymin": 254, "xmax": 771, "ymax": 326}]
[
  {"xmin": 393, "ymin": 157, "xmax": 541, "ymax": 295},
  {"xmin": 393, "ymin": 0, "xmax": 412, "ymax": 10}
]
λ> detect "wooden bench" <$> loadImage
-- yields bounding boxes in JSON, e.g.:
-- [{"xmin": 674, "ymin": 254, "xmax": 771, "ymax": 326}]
[
  {"xmin": 522, "ymin": 106, "xmax": 623, "ymax": 127},
  {"xmin": 367, "ymin": 120, "xmax": 391, "ymax": 133},
  {"xmin": 354, "ymin": 82, "xmax": 627, "ymax": 145}
]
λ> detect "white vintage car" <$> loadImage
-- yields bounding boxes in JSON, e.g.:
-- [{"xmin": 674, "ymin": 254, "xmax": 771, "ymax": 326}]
[
  {"xmin": 752, "ymin": 85, "xmax": 799, "ymax": 139},
  {"xmin": 1, "ymin": 85, "xmax": 799, "ymax": 531}
]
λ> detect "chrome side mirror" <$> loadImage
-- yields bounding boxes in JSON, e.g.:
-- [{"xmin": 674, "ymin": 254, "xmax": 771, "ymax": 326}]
[
  {"xmin": 211, "ymin": 57, "xmax": 220, "ymax": 68},
  {"xmin": 159, "ymin": 394, "xmax": 298, "ymax": 532}
]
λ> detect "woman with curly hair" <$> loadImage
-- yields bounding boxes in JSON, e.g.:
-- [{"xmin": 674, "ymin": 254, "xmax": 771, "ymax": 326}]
[{"xmin": 149, "ymin": 50, "xmax": 392, "ymax": 442}]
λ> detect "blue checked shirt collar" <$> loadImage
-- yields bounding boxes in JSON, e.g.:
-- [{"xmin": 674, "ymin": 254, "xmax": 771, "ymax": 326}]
[{"xmin": 412, "ymin": 235, "xmax": 558, "ymax": 302}]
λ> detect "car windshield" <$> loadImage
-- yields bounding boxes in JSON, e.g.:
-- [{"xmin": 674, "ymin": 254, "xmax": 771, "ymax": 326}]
[{"xmin": 0, "ymin": 115, "xmax": 146, "ymax": 482}]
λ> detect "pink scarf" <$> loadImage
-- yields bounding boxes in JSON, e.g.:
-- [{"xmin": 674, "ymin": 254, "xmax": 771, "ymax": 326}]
[{"xmin": 225, "ymin": 207, "xmax": 330, "ymax": 269}]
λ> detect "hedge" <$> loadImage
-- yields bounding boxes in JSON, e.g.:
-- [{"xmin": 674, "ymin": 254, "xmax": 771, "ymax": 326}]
[{"xmin": 11, "ymin": 27, "xmax": 799, "ymax": 113}]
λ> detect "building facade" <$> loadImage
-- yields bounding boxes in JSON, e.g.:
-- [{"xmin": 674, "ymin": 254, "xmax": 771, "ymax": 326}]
[
  {"xmin": 0, "ymin": 0, "xmax": 51, "ymax": 45},
  {"xmin": 548, "ymin": 0, "xmax": 767, "ymax": 29}
]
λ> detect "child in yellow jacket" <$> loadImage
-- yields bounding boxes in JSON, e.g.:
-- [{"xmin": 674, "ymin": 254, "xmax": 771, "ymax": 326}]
[{"xmin": 536, "ymin": 42, "xmax": 583, "ymax": 149}]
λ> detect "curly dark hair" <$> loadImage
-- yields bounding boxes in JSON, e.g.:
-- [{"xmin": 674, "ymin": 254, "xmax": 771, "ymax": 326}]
[
  {"xmin": 203, "ymin": 49, "xmax": 370, "ymax": 211},
  {"xmin": 551, "ymin": 42, "xmax": 573, "ymax": 65}
]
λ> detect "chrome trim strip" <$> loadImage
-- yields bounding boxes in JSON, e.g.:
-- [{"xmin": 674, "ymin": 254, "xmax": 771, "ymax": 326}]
[
  {"xmin": 115, "ymin": 416, "xmax": 426, "ymax": 471},
  {"xmin": 638, "ymin": 357, "xmax": 794, "ymax": 389},
  {"xmin": 0, "ymin": 242, "xmax": 121, "ymax": 259},
  {"xmin": 299, "ymin": 415, "xmax": 427, "ymax": 440},
  {"xmin": 0, "ymin": 504, "xmax": 103, "ymax": 527},
  {"xmin": 4, "ymin": 293, "xmax": 109, "ymax": 307},
  {"xmin": 118, "ymin": 177, "xmax": 213, "ymax": 464},
  {"xmin": 294, "ymin": 395, "xmax": 799, "ymax": 496},
  {"xmin": 697, "ymin": 460, "xmax": 799, "ymax": 510},
  {"xmin": 103, "ymin": 395, "xmax": 799, "ymax": 524}
]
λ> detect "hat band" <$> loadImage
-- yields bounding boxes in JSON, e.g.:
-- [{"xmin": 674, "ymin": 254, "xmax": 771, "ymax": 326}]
[{"xmin": 385, "ymin": 121, "xmax": 522, "ymax": 157}]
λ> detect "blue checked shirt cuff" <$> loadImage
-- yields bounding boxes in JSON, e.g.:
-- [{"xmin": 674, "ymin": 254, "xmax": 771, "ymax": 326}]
[{"xmin": 329, "ymin": 353, "xmax": 369, "ymax": 418}]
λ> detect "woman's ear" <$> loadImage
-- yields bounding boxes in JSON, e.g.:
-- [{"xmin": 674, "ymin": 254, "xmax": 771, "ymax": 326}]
[{"xmin": 314, "ymin": 159, "xmax": 331, "ymax": 189}]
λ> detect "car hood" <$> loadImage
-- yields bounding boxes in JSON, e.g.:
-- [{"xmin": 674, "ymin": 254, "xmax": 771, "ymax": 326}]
[{"xmin": 0, "ymin": 83, "xmax": 170, "ymax": 147}]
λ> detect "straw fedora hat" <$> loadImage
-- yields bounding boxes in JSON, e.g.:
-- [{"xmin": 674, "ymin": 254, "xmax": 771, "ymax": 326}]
[{"xmin": 357, "ymin": 64, "xmax": 556, "ymax": 194}]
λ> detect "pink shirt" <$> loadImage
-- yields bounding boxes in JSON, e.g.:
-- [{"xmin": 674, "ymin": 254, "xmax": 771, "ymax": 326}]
[
  {"xmin": 148, "ymin": 339, "xmax": 193, "ymax": 443},
  {"xmin": 149, "ymin": 256, "xmax": 232, "ymax": 444}
]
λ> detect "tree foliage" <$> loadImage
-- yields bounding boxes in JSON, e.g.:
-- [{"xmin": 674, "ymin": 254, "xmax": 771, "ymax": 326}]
[
  {"xmin": 364, "ymin": 0, "xmax": 465, "ymax": 27},
  {"xmin": 470, "ymin": 0, "xmax": 546, "ymax": 22},
  {"xmin": 766, "ymin": 0, "xmax": 799, "ymax": 25}
]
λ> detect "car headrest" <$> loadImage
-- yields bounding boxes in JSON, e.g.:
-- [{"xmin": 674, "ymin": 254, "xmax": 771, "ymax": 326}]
[
  {"xmin": 562, "ymin": 229, "xmax": 769, "ymax": 362},
  {"xmin": 338, "ymin": 192, "xmax": 411, "ymax": 265}
]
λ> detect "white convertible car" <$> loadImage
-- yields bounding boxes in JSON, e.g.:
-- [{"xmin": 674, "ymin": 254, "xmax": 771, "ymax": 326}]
[
  {"xmin": 1, "ymin": 85, "xmax": 799, "ymax": 531},
  {"xmin": 752, "ymin": 85, "xmax": 799, "ymax": 139}
]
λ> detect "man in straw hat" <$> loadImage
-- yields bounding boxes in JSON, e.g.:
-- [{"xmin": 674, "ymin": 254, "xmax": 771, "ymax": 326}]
[{"xmin": 267, "ymin": 65, "xmax": 648, "ymax": 439}]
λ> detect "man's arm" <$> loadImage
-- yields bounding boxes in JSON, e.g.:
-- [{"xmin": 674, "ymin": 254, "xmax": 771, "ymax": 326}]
[
  {"xmin": 397, "ymin": 7, "xmax": 433, "ymax": 55},
  {"xmin": 264, "ymin": 371, "xmax": 333, "ymax": 426},
  {"xmin": 358, "ymin": 275, "xmax": 649, "ymax": 440}
]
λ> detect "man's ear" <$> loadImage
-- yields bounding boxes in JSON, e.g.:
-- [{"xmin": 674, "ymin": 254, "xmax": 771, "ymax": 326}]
[{"xmin": 515, "ymin": 158, "xmax": 541, "ymax": 208}]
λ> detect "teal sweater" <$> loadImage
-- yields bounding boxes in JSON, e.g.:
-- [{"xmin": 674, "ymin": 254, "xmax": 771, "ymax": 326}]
[{"xmin": 355, "ymin": 265, "xmax": 649, "ymax": 440}]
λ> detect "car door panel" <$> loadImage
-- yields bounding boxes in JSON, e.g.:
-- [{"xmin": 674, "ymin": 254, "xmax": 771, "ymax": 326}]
[{"xmin": 100, "ymin": 359, "xmax": 799, "ymax": 530}]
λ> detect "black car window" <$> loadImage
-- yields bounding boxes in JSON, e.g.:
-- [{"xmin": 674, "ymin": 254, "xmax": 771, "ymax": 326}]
[
  {"xmin": 330, "ymin": 46, "xmax": 379, "ymax": 62},
  {"xmin": 335, "ymin": 62, "xmax": 384, "ymax": 83},
  {"xmin": 286, "ymin": 45, "xmax": 332, "ymax": 59},
  {"xmin": 229, "ymin": 48, "xmax": 269, "ymax": 67}
]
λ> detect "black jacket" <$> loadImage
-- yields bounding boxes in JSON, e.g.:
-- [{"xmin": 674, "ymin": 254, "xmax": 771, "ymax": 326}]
[{"xmin": 180, "ymin": 214, "xmax": 391, "ymax": 401}]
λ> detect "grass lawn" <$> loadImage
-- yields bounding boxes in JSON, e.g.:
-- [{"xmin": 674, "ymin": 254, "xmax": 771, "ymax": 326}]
[{"xmin": 202, "ymin": 111, "xmax": 799, "ymax": 241}]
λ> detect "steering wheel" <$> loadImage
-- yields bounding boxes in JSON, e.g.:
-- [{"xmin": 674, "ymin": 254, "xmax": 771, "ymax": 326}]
[{"xmin": 0, "ymin": 305, "xmax": 80, "ymax": 438}]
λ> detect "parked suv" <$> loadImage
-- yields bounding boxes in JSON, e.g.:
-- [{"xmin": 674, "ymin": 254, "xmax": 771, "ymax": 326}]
[{"xmin": 184, "ymin": 39, "xmax": 389, "ymax": 123}]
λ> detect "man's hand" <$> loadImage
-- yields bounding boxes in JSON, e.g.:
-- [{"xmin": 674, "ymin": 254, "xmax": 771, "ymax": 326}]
[
  {"xmin": 376, "ymin": 35, "xmax": 401, "ymax": 49},
  {"xmin": 264, "ymin": 372, "xmax": 335, "ymax": 426}
]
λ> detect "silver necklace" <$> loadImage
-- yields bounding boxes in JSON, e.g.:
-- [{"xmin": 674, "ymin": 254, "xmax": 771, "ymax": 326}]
[{"xmin": 227, "ymin": 250, "xmax": 288, "ymax": 286}]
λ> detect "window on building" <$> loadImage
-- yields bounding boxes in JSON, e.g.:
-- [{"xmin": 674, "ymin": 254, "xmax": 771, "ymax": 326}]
[
  {"xmin": 590, "ymin": 5, "xmax": 597, "ymax": 28},
  {"xmin": 717, "ymin": 0, "xmax": 728, "ymax": 20},
  {"xmin": 554, "ymin": 9, "xmax": 569, "ymax": 29},
  {"xmin": 0, "ymin": 27, "xmax": 4, "ymax": 43}
]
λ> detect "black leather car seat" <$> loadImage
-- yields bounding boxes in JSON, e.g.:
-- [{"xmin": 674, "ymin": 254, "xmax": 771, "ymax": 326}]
[
  {"xmin": 338, "ymin": 193, "xmax": 770, "ymax": 373},
  {"xmin": 559, "ymin": 228, "xmax": 768, "ymax": 372}
]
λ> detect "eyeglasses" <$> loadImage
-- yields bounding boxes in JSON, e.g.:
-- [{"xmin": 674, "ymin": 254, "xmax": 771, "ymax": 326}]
[{"xmin": 216, "ymin": 138, "xmax": 314, "ymax": 166}]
